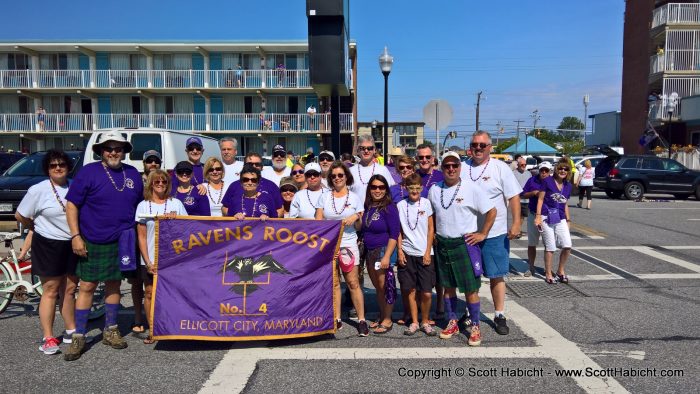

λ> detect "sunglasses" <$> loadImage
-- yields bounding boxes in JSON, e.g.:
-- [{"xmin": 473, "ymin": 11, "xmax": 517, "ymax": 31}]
[
  {"xmin": 144, "ymin": 158, "xmax": 161, "ymax": 165},
  {"xmin": 272, "ymin": 152, "xmax": 286, "ymax": 158},
  {"xmin": 470, "ymin": 143, "xmax": 491, "ymax": 150},
  {"xmin": 207, "ymin": 167, "xmax": 223, "ymax": 173},
  {"xmin": 407, "ymin": 186, "xmax": 423, "ymax": 191},
  {"xmin": 187, "ymin": 145, "xmax": 203, "ymax": 152},
  {"xmin": 152, "ymin": 179, "xmax": 167, "ymax": 185},
  {"xmin": 416, "ymin": 155, "xmax": 432, "ymax": 160},
  {"xmin": 557, "ymin": 167, "xmax": 570, "ymax": 172},
  {"xmin": 330, "ymin": 173, "xmax": 345, "ymax": 179},
  {"xmin": 398, "ymin": 165, "xmax": 412, "ymax": 171},
  {"xmin": 442, "ymin": 163, "xmax": 460, "ymax": 170},
  {"xmin": 291, "ymin": 170, "xmax": 305, "ymax": 176},
  {"xmin": 103, "ymin": 146, "xmax": 124, "ymax": 153},
  {"xmin": 176, "ymin": 170, "xmax": 193, "ymax": 176},
  {"xmin": 280, "ymin": 186, "xmax": 296, "ymax": 193},
  {"xmin": 305, "ymin": 171, "xmax": 320, "ymax": 178},
  {"xmin": 247, "ymin": 162, "xmax": 263, "ymax": 168},
  {"xmin": 358, "ymin": 146, "xmax": 375, "ymax": 152},
  {"xmin": 319, "ymin": 156, "xmax": 333, "ymax": 162},
  {"xmin": 49, "ymin": 162, "xmax": 68, "ymax": 169},
  {"xmin": 369, "ymin": 184, "xmax": 386, "ymax": 191},
  {"xmin": 241, "ymin": 176, "xmax": 259, "ymax": 184},
  {"xmin": 539, "ymin": 168, "xmax": 551, "ymax": 172}
]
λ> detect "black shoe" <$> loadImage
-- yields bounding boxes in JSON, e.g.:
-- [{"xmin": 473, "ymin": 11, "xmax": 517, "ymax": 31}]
[
  {"xmin": 458, "ymin": 313, "xmax": 472, "ymax": 331},
  {"xmin": 357, "ymin": 320, "xmax": 369, "ymax": 337},
  {"xmin": 348, "ymin": 308, "xmax": 358, "ymax": 319},
  {"xmin": 494, "ymin": 315, "xmax": 510, "ymax": 335}
]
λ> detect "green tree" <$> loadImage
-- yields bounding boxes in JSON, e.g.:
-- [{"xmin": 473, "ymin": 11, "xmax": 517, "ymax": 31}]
[{"xmin": 557, "ymin": 116, "xmax": 585, "ymax": 140}]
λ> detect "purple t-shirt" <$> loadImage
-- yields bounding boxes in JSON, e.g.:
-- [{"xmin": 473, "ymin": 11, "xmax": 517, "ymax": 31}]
[
  {"xmin": 418, "ymin": 169, "xmax": 444, "ymax": 198},
  {"xmin": 390, "ymin": 184, "xmax": 408, "ymax": 203},
  {"xmin": 170, "ymin": 162, "xmax": 204, "ymax": 187},
  {"xmin": 522, "ymin": 176, "xmax": 545, "ymax": 213},
  {"xmin": 66, "ymin": 162, "xmax": 144, "ymax": 243},
  {"xmin": 227, "ymin": 192, "xmax": 278, "ymax": 218},
  {"xmin": 361, "ymin": 203, "xmax": 401, "ymax": 250},
  {"xmin": 541, "ymin": 176, "xmax": 571, "ymax": 223},
  {"xmin": 222, "ymin": 177, "xmax": 282, "ymax": 212},
  {"xmin": 172, "ymin": 188, "xmax": 210, "ymax": 216}
]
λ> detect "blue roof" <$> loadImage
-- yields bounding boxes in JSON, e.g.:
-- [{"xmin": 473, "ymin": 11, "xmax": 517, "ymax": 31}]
[{"xmin": 503, "ymin": 135, "xmax": 557, "ymax": 154}]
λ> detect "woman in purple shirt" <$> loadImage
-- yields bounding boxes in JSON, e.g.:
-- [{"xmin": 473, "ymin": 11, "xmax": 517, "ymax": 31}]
[
  {"xmin": 172, "ymin": 161, "xmax": 210, "ymax": 216},
  {"xmin": 389, "ymin": 156, "xmax": 415, "ymax": 203},
  {"xmin": 225, "ymin": 164, "xmax": 277, "ymax": 219},
  {"xmin": 358, "ymin": 174, "xmax": 400, "ymax": 334},
  {"xmin": 534, "ymin": 159, "xmax": 573, "ymax": 284}
]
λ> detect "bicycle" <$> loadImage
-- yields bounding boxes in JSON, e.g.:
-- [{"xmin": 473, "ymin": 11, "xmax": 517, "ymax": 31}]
[{"xmin": 0, "ymin": 231, "xmax": 105, "ymax": 320}]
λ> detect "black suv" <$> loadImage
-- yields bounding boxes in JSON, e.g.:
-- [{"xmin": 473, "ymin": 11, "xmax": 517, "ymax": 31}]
[
  {"xmin": 0, "ymin": 150, "xmax": 84, "ymax": 219},
  {"xmin": 588, "ymin": 145, "xmax": 700, "ymax": 200}
]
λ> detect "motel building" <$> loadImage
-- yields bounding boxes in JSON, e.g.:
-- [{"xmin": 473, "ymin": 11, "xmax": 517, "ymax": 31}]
[{"xmin": 0, "ymin": 41, "xmax": 357, "ymax": 156}]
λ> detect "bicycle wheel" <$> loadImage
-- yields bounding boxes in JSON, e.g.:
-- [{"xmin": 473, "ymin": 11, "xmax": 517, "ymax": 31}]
[
  {"xmin": 88, "ymin": 282, "xmax": 106, "ymax": 320},
  {"xmin": 0, "ymin": 263, "xmax": 14, "ymax": 314}
]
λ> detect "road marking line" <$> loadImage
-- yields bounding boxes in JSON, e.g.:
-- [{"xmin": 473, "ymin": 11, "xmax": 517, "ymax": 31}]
[
  {"xmin": 570, "ymin": 222, "xmax": 606, "ymax": 237},
  {"xmin": 585, "ymin": 350, "xmax": 646, "ymax": 361},
  {"xmin": 633, "ymin": 246, "xmax": 700, "ymax": 273},
  {"xmin": 636, "ymin": 273, "xmax": 700, "ymax": 279},
  {"xmin": 510, "ymin": 246, "xmax": 700, "ymax": 251},
  {"xmin": 688, "ymin": 219, "xmax": 700, "ymax": 221},
  {"xmin": 626, "ymin": 207, "xmax": 700, "ymax": 210}
]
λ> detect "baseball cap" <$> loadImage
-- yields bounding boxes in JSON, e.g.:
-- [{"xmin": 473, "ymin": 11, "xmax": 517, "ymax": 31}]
[
  {"xmin": 186, "ymin": 136, "xmax": 203, "ymax": 147},
  {"xmin": 304, "ymin": 162, "xmax": 322, "ymax": 174},
  {"xmin": 279, "ymin": 177, "xmax": 298, "ymax": 191},
  {"xmin": 441, "ymin": 151, "xmax": 461, "ymax": 163},
  {"xmin": 273, "ymin": 144, "xmax": 286, "ymax": 154},
  {"xmin": 318, "ymin": 150, "xmax": 335, "ymax": 161},
  {"xmin": 143, "ymin": 150, "xmax": 162, "ymax": 161},
  {"xmin": 538, "ymin": 161, "xmax": 553, "ymax": 170},
  {"xmin": 175, "ymin": 161, "xmax": 194, "ymax": 173}
]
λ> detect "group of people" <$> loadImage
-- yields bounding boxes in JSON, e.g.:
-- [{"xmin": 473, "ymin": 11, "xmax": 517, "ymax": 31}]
[{"xmin": 17, "ymin": 129, "xmax": 581, "ymax": 361}]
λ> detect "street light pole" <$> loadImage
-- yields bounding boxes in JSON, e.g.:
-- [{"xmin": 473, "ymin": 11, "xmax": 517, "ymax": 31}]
[
  {"xmin": 379, "ymin": 47, "xmax": 394, "ymax": 160},
  {"xmin": 583, "ymin": 94, "xmax": 589, "ymax": 144}
]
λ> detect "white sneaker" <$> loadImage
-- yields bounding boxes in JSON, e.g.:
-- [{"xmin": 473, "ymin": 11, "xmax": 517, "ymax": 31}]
[{"xmin": 38, "ymin": 337, "xmax": 61, "ymax": 355}]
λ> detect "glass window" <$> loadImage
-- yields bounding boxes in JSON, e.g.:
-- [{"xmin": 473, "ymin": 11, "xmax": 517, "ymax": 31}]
[
  {"xmin": 618, "ymin": 158, "xmax": 638, "ymax": 169},
  {"xmin": 641, "ymin": 158, "xmax": 663, "ymax": 170},
  {"xmin": 4, "ymin": 154, "xmax": 44, "ymax": 176},
  {"xmin": 664, "ymin": 159, "xmax": 685, "ymax": 171},
  {"xmin": 129, "ymin": 134, "xmax": 162, "ymax": 162}
]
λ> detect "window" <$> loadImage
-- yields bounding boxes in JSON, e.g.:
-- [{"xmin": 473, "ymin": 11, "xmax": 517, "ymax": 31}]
[
  {"xmin": 165, "ymin": 96, "xmax": 174, "ymax": 114},
  {"xmin": 131, "ymin": 96, "xmax": 142, "ymax": 114},
  {"xmin": 50, "ymin": 54, "xmax": 68, "ymax": 70},
  {"xmin": 8, "ymin": 53, "xmax": 29, "ymax": 70},
  {"xmin": 618, "ymin": 158, "xmax": 638, "ymax": 169},
  {"xmin": 129, "ymin": 134, "xmax": 162, "ymax": 161},
  {"xmin": 244, "ymin": 96, "xmax": 253, "ymax": 114},
  {"xmin": 664, "ymin": 159, "xmax": 685, "ymax": 171},
  {"xmin": 641, "ymin": 158, "xmax": 663, "ymax": 170}
]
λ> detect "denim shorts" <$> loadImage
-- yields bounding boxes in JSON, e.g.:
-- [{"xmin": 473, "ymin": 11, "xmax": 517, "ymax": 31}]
[{"xmin": 480, "ymin": 234, "xmax": 510, "ymax": 279}]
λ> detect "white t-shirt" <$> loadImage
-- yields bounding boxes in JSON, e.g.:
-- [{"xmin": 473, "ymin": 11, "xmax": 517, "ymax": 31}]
[
  {"xmin": 428, "ymin": 180, "xmax": 495, "ymax": 238},
  {"xmin": 289, "ymin": 187, "xmax": 327, "ymax": 219},
  {"xmin": 16, "ymin": 179, "xmax": 72, "ymax": 240},
  {"xmin": 261, "ymin": 166, "xmax": 291, "ymax": 186},
  {"xmin": 135, "ymin": 198, "xmax": 187, "ymax": 266},
  {"xmin": 349, "ymin": 162, "xmax": 395, "ymax": 207},
  {"xmin": 222, "ymin": 161, "xmax": 244, "ymax": 185},
  {"xmin": 315, "ymin": 190, "xmax": 363, "ymax": 247},
  {"xmin": 460, "ymin": 158, "xmax": 522, "ymax": 238},
  {"xmin": 578, "ymin": 167, "xmax": 594, "ymax": 187},
  {"xmin": 397, "ymin": 197, "xmax": 434, "ymax": 257},
  {"xmin": 202, "ymin": 182, "xmax": 226, "ymax": 216}
]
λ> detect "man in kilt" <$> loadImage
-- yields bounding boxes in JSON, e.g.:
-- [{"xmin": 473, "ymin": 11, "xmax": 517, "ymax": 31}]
[
  {"xmin": 64, "ymin": 131, "xmax": 143, "ymax": 361},
  {"xmin": 428, "ymin": 151, "xmax": 496, "ymax": 346}
]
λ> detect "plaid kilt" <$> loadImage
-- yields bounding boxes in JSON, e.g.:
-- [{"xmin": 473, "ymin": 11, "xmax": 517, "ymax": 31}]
[
  {"xmin": 435, "ymin": 235, "xmax": 481, "ymax": 293},
  {"xmin": 76, "ymin": 240, "xmax": 122, "ymax": 282}
]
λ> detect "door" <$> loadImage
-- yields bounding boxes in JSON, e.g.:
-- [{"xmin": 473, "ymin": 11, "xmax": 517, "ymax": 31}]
[
  {"xmin": 661, "ymin": 159, "xmax": 696, "ymax": 193},
  {"xmin": 640, "ymin": 157, "xmax": 665, "ymax": 192}
]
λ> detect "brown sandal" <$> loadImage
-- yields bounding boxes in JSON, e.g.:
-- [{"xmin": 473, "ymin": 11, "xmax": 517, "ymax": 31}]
[{"xmin": 143, "ymin": 336, "xmax": 156, "ymax": 345}]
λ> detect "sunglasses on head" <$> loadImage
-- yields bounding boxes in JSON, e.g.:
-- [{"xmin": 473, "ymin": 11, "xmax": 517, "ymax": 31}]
[
  {"xmin": 442, "ymin": 163, "xmax": 460, "ymax": 170},
  {"xmin": 291, "ymin": 170, "xmax": 305, "ymax": 176},
  {"xmin": 470, "ymin": 142, "xmax": 491, "ymax": 150},
  {"xmin": 358, "ymin": 146, "xmax": 375, "ymax": 152},
  {"xmin": 176, "ymin": 170, "xmax": 193, "ymax": 176},
  {"xmin": 280, "ymin": 186, "xmax": 296, "ymax": 193},
  {"xmin": 103, "ymin": 146, "xmax": 124, "ymax": 153},
  {"xmin": 241, "ymin": 176, "xmax": 259, "ymax": 184},
  {"xmin": 369, "ymin": 184, "xmax": 386, "ymax": 191},
  {"xmin": 207, "ymin": 167, "xmax": 223, "ymax": 173},
  {"xmin": 398, "ymin": 165, "xmax": 413, "ymax": 171},
  {"xmin": 416, "ymin": 155, "xmax": 432, "ymax": 160},
  {"xmin": 49, "ymin": 162, "xmax": 68, "ymax": 169},
  {"xmin": 144, "ymin": 158, "xmax": 161, "ymax": 165},
  {"xmin": 187, "ymin": 145, "xmax": 203, "ymax": 152},
  {"xmin": 152, "ymin": 179, "xmax": 167, "ymax": 185},
  {"xmin": 330, "ymin": 173, "xmax": 345, "ymax": 179}
]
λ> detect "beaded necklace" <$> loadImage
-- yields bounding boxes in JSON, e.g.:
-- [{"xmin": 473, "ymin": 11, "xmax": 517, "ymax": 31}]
[
  {"xmin": 102, "ymin": 162, "xmax": 126, "ymax": 192},
  {"xmin": 331, "ymin": 189, "xmax": 350, "ymax": 215},
  {"xmin": 148, "ymin": 198, "xmax": 168, "ymax": 216},
  {"xmin": 421, "ymin": 169, "xmax": 435, "ymax": 189},
  {"xmin": 306, "ymin": 188, "xmax": 324, "ymax": 209},
  {"xmin": 207, "ymin": 181, "xmax": 225, "ymax": 205},
  {"xmin": 241, "ymin": 192, "xmax": 259, "ymax": 217},
  {"xmin": 440, "ymin": 180, "xmax": 461, "ymax": 210},
  {"xmin": 357, "ymin": 162, "xmax": 375, "ymax": 185},
  {"xmin": 405, "ymin": 198, "xmax": 421, "ymax": 231},
  {"xmin": 49, "ymin": 179, "xmax": 67, "ymax": 212},
  {"xmin": 364, "ymin": 205, "xmax": 381, "ymax": 229},
  {"xmin": 468, "ymin": 158, "xmax": 490, "ymax": 182}
]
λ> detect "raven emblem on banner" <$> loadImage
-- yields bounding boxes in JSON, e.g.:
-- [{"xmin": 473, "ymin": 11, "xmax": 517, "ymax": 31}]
[{"xmin": 220, "ymin": 253, "xmax": 291, "ymax": 295}]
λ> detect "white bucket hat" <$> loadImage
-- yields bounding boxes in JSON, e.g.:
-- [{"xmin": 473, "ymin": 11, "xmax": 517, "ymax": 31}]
[{"xmin": 92, "ymin": 131, "xmax": 133, "ymax": 155}]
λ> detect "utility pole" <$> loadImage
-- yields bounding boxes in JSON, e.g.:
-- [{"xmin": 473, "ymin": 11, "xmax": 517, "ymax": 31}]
[
  {"xmin": 495, "ymin": 121, "xmax": 502, "ymax": 146},
  {"xmin": 475, "ymin": 91, "xmax": 483, "ymax": 131},
  {"xmin": 528, "ymin": 110, "xmax": 540, "ymax": 155},
  {"xmin": 514, "ymin": 119, "xmax": 523, "ymax": 153},
  {"xmin": 583, "ymin": 94, "xmax": 589, "ymax": 144}
]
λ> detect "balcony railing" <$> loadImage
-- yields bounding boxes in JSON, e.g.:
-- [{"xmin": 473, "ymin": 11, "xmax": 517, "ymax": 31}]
[
  {"xmin": 651, "ymin": 50, "xmax": 700, "ymax": 73},
  {"xmin": 0, "ymin": 113, "xmax": 353, "ymax": 133},
  {"xmin": 652, "ymin": 3, "xmax": 700, "ymax": 28},
  {"xmin": 0, "ymin": 69, "xmax": 311, "ymax": 89}
]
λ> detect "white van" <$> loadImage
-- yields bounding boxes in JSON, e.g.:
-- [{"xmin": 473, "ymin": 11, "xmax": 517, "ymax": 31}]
[{"xmin": 83, "ymin": 128, "xmax": 220, "ymax": 172}]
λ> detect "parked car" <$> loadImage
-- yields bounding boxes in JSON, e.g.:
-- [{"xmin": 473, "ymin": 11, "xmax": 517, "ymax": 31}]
[
  {"xmin": 0, "ymin": 152, "xmax": 27, "ymax": 174},
  {"xmin": 588, "ymin": 145, "xmax": 700, "ymax": 200},
  {"xmin": 0, "ymin": 150, "xmax": 85, "ymax": 220},
  {"xmin": 572, "ymin": 155, "xmax": 606, "ymax": 185}
]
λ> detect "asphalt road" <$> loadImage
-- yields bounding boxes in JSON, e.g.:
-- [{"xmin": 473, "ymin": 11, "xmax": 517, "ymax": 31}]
[{"xmin": 0, "ymin": 191, "xmax": 698, "ymax": 393}]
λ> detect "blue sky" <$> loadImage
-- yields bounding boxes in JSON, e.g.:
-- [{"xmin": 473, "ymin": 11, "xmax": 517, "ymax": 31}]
[{"xmin": 5, "ymin": 0, "xmax": 624, "ymax": 144}]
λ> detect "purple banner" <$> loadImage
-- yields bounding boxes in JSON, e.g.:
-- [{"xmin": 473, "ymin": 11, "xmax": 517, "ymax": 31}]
[{"xmin": 152, "ymin": 218, "xmax": 342, "ymax": 341}]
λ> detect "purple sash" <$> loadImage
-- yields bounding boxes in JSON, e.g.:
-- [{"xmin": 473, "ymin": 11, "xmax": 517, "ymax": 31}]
[
  {"xmin": 384, "ymin": 269, "xmax": 397, "ymax": 304},
  {"xmin": 118, "ymin": 228, "xmax": 137, "ymax": 272},
  {"xmin": 466, "ymin": 243, "xmax": 484, "ymax": 277},
  {"xmin": 545, "ymin": 207, "xmax": 561, "ymax": 225}
]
